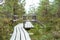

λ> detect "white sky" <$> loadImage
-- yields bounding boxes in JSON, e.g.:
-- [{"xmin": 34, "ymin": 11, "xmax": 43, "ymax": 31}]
[
  {"xmin": 25, "ymin": 0, "xmax": 40, "ymax": 14},
  {"xmin": 25, "ymin": 0, "xmax": 54, "ymax": 14}
]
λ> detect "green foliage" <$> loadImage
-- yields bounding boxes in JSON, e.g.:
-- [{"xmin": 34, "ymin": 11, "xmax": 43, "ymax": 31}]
[
  {"xmin": 29, "ymin": 0, "xmax": 60, "ymax": 40},
  {"xmin": 0, "ymin": 0, "xmax": 60, "ymax": 40},
  {"xmin": 0, "ymin": 0, "xmax": 25, "ymax": 40}
]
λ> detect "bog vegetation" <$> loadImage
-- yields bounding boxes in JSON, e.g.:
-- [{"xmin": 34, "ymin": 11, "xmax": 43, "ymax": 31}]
[{"xmin": 0, "ymin": 0, "xmax": 60, "ymax": 40}]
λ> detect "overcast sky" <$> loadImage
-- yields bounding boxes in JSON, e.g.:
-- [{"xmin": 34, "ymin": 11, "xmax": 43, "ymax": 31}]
[
  {"xmin": 25, "ymin": 0, "xmax": 54, "ymax": 14},
  {"xmin": 25, "ymin": 0, "xmax": 39, "ymax": 14}
]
